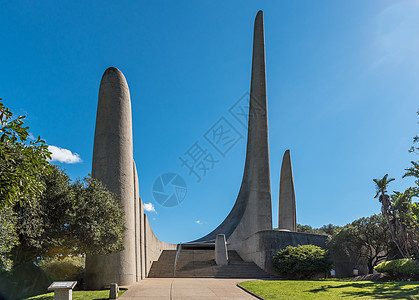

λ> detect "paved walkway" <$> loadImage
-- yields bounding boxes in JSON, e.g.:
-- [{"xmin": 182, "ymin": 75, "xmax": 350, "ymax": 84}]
[{"xmin": 120, "ymin": 278, "xmax": 258, "ymax": 300}]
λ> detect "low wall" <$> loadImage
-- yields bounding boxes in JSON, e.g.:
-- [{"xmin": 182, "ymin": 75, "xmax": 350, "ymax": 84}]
[
  {"xmin": 229, "ymin": 230, "xmax": 328, "ymax": 274},
  {"xmin": 144, "ymin": 214, "xmax": 177, "ymax": 276},
  {"xmin": 330, "ymin": 249, "xmax": 369, "ymax": 278}
]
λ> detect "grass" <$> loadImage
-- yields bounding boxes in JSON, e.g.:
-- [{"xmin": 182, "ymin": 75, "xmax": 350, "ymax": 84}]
[
  {"xmin": 239, "ymin": 279, "xmax": 419, "ymax": 300},
  {"xmin": 25, "ymin": 289, "xmax": 126, "ymax": 300}
]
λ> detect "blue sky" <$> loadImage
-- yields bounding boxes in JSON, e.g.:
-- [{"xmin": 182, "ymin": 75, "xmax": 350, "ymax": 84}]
[{"xmin": 1, "ymin": 0, "xmax": 418, "ymax": 243}]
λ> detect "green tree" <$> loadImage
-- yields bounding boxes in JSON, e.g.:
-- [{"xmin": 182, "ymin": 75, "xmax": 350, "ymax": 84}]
[
  {"xmin": 328, "ymin": 214, "xmax": 394, "ymax": 273},
  {"xmin": 0, "ymin": 101, "xmax": 126, "ymax": 270},
  {"xmin": 0, "ymin": 100, "xmax": 51, "ymax": 208},
  {"xmin": 297, "ymin": 224, "xmax": 314, "ymax": 233},
  {"xmin": 373, "ymin": 174, "xmax": 408, "ymax": 257},
  {"xmin": 373, "ymin": 109, "xmax": 419, "ymax": 258},
  {"xmin": 374, "ymin": 168, "xmax": 419, "ymax": 258},
  {"xmin": 0, "ymin": 99, "xmax": 50, "ymax": 269},
  {"xmin": 0, "ymin": 207, "xmax": 18, "ymax": 270},
  {"xmin": 319, "ymin": 224, "xmax": 340, "ymax": 236},
  {"xmin": 297, "ymin": 223, "xmax": 340, "ymax": 236},
  {"xmin": 8, "ymin": 166, "xmax": 126, "ymax": 267},
  {"xmin": 67, "ymin": 175, "xmax": 126, "ymax": 256}
]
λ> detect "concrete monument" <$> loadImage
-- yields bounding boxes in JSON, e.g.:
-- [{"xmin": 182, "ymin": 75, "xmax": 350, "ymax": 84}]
[
  {"xmin": 85, "ymin": 69, "xmax": 176, "ymax": 289},
  {"xmin": 86, "ymin": 10, "xmax": 327, "ymax": 288},
  {"xmin": 86, "ymin": 68, "xmax": 137, "ymax": 288}
]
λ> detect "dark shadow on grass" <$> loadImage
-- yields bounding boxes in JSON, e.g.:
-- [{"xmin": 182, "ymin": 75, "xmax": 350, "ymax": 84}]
[{"xmin": 306, "ymin": 281, "xmax": 419, "ymax": 299}]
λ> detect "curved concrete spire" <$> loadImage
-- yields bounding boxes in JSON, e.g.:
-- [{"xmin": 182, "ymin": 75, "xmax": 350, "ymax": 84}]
[
  {"xmin": 278, "ymin": 150, "xmax": 297, "ymax": 231},
  {"xmin": 195, "ymin": 10, "xmax": 272, "ymax": 243},
  {"xmin": 86, "ymin": 67, "xmax": 137, "ymax": 289}
]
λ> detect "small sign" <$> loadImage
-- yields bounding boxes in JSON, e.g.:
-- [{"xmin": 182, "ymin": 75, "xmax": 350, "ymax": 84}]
[{"xmin": 48, "ymin": 281, "xmax": 77, "ymax": 290}]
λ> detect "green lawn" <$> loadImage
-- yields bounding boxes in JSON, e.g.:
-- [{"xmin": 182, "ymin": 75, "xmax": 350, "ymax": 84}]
[
  {"xmin": 239, "ymin": 280, "xmax": 419, "ymax": 300},
  {"xmin": 25, "ymin": 289, "xmax": 126, "ymax": 300}
]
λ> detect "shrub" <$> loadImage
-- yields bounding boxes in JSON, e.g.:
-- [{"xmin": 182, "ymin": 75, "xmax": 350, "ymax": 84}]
[
  {"xmin": 272, "ymin": 245, "xmax": 333, "ymax": 279},
  {"xmin": 375, "ymin": 259, "xmax": 419, "ymax": 280},
  {"xmin": 39, "ymin": 256, "xmax": 84, "ymax": 281}
]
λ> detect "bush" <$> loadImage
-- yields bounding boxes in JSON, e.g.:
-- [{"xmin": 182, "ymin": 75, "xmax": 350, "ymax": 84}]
[
  {"xmin": 272, "ymin": 245, "xmax": 333, "ymax": 279},
  {"xmin": 375, "ymin": 259, "xmax": 419, "ymax": 280},
  {"xmin": 39, "ymin": 256, "xmax": 84, "ymax": 281}
]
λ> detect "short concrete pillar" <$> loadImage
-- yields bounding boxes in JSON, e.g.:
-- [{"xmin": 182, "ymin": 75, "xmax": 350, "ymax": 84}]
[
  {"xmin": 109, "ymin": 283, "xmax": 119, "ymax": 299},
  {"xmin": 215, "ymin": 234, "xmax": 228, "ymax": 266},
  {"xmin": 48, "ymin": 281, "xmax": 77, "ymax": 300}
]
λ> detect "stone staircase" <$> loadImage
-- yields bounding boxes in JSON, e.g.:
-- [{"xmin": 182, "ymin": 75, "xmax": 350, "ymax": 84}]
[{"xmin": 148, "ymin": 245, "xmax": 273, "ymax": 278}]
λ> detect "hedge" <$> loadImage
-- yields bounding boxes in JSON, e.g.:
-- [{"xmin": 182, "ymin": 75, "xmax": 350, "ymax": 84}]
[
  {"xmin": 375, "ymin": 259, "xmax": 419, "ymax": 279},
  {"xmin": 272, "ymin": 244, "xmax": 333, "ymax": 279}
]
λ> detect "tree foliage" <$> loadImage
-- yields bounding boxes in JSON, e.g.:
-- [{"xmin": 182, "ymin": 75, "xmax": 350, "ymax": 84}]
[
  {"xmin": 67, "ymin": 175, "xmax": 126, "ymax": 256},
  {"xmin": 297, "ymin": 223, "xmax": 341, "ymax": 236},
  {"xmin": 375, "ymin": 259, "xmax": 419, "ymax": 280},
  {"xmin": 328, "ymin": 214, "xmax": 394, "ymax": 273},
  {"xmin": 7, "ymin": 166, "xmax": 126, "ymax": 268},
  {"xmin": 374, "ymin": 168, "xmax": 419, "ymax": 258},
  {"xmin": 38, "ymin": 256, "xmax": 84, "ymax": 281},
  {"xmin": 0, "ymin": 100, "xmax": 51, "ymax": 208},
  {"xmin": 0, "ymin": 207, "xmax": 18, "ymax": 270},
  {"xmin": 272, "ymin": 245, "xmax": 333, "ymax": 279},
  {"xmin": 374, "ymin": 109, "xmax": 419, "ymax": 258},
  {"xmin": 0, "ymin": 101, "xmax": 126, "ymax": 271}
]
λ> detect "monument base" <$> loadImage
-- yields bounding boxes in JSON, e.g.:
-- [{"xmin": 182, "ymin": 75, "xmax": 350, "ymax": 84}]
[{"xmin": 229, "ymin": 230, "xmax": 328, "ymax": 275}]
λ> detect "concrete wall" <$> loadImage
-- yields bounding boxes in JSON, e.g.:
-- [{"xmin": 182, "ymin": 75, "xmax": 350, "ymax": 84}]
[
  {"xmin": 144, "ymin": 214, "xmax": 177, "ymax": 276},
  {"xmin": 229, "ymin": 230, "xmax": 328, "ymax": 274},
  {"xmin": 330, "ymin": 249, "xmax": 369, "ymax": 278},
  {"xmin": 133, "ymin": 162, "xmax": 144, "ymax": 281}
]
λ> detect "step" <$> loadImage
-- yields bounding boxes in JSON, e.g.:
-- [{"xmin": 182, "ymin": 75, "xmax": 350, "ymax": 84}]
[{"xmin": 148, "ymin": 247, "xmax": 273, "ymax": 278}]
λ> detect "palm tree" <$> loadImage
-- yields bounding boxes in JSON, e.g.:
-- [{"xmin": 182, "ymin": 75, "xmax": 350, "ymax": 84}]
[
  {"xmin": 373, "ymin": 174, "xmax": 409, "ymax": 258},
  {"xmin": 373, "ymin": 174, "xmax": 395, "ymax": 200}
]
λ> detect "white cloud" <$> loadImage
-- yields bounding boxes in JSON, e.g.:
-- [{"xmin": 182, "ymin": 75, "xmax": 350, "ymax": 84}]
[
  {"xmin": 28, "ymin": 133, "xmax": 35, "ymax": 140},
  {"xmin": 195, "ymin": 220, "xmax": 202, "ymax": 224},
  {"xmin": 48, "ymin": 145, "xmax": 82, "ymax": 164},
  {"xmin": 144, "ymin": 202, "xmax": 156, "ymax": 213}
]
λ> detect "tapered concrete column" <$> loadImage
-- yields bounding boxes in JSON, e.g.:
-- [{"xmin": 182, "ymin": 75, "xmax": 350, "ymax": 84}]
[
  {"xmin": 194, "ymin": 10, "xmax": 272, "ymax": 244},
  {"xmin": 278, "ymin": 150, "xmax": 297, "ymax": 231},
  {"xmin": 241, "ymin": 9, "xmax": 272, "ymax": 235},
  {"xmin": 215, "ymin": 234, "xmax": 228, "ymax": 266},
  {"xmin": 86, "ymin": 67, "xmax": 137, "ymax": 289}
]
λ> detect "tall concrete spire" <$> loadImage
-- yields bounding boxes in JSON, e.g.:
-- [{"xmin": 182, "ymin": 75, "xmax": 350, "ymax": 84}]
[
  {"xmin": 86, "ymin": 67, "xmax": 137, "ymax": 289},
  {"xmin": 278, "ymin": 150, "xmax": 297, "ymax": 232},
  {"xmin": 195, "ymin": 10, "xmax": 272, "ymax": 243}
]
